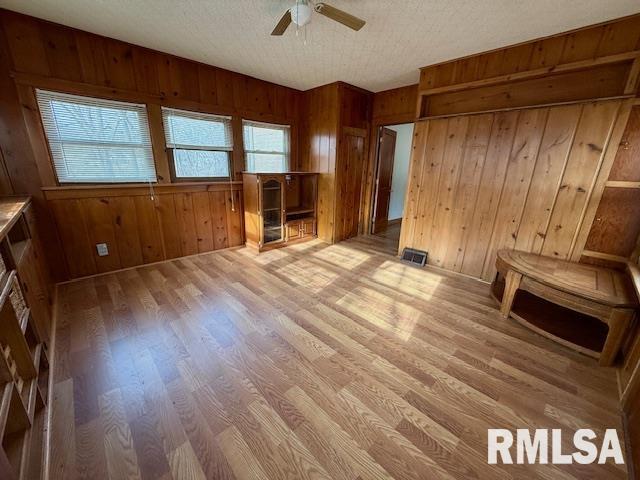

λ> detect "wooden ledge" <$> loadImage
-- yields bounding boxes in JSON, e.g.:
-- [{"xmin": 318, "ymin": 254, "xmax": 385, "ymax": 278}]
[{"xmin": 42, "ymin": 182, "xmax": 243, "ymax": 200}]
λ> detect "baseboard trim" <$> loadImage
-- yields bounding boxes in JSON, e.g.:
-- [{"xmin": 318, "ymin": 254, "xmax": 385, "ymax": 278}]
[{"xmin": 43, "ymin": 284, "xmax": 59, "ymax": 480}]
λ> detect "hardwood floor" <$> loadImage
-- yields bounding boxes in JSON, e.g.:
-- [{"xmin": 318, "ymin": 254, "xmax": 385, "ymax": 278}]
[
  {"xmin": 372, "ymin": 222, "xmax": 401, "ymax": 254},
  {"xmin": 49, "ymin": 235, "xmax": 627, "ymax": 479}
]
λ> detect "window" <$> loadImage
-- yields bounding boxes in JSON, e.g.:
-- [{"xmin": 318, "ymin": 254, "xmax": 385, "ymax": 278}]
[
  {"xmin": 243, "ymin": 121, "xmax": 290, "ymax": 173},
  {"xmin": 162, "ymin": 107, "xmax": 233, "ymax": 179},
  {"xmin": 36, "ymin": 90, "xmax": 155, "ymax": 183}
]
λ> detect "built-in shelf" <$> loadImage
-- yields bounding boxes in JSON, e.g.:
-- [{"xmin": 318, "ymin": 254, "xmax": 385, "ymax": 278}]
[
  {"xmin": 0, "ymin": 197, "xmax": 49, "ymax": 480},
  {"xmin": 10, "ymin": 240, "xmax": 29, "ymax": 267},
  {"xmin": 286, "ymin": 207, "xmax": 314, "ymax": 216}
]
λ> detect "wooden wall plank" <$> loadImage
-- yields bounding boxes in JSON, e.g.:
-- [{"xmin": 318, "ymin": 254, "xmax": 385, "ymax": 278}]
[
  {"xmin": 49, "ymin": 199, "xmax": 96, "ymax": 277},
  {"xmin": 81, "ymin": 197, "xmax": 122, "ymax": 273},
  {"xmin": 411, "ymin": 119, "xmax": 447, "ymax": 254},
  {"xmin": 446, "ymin": 114, "xmax": 494, "ymax": 272},
  {"xmin": 175, "ymin": 193, "xmax": 198, "ymax": 257},
  {"xmin": 209, "ymin": 190, "xmax": 229, "ymax": 250},
  {"xmin": 481, "ymin": 108, "xmax": 549, "ymax": 280},
  {"xmin": 156, "ymin": 193, "xmax": 182, "ymax": 260},
  {"xmin": 397, "ymin": 121, "xmax": 429, "ymax": 252},
  {"xmin": 192, "ymin": 191, "xmax": 214, "ymax": 253},
  {"xmin": 540, "ymin": 100, "xmax": 620, "ymax": 259},
  {"xmin": 460, "ymin": 111, "xmax": 519, "ymax": 277},
  {"xmin": 1, "ymin": 11, "xmax": 49, "ymax": 75},
  {"xmin": 514, "ymin": 104, "xmax": 581, "ymax": 253},
  {"xmin": 134, "ymin": 196, "xmax": 164, "ymax": 264},
  {"xmin": 425, "ymin": 116, "xmax": 470, "ymax": 268},
  {"xmin": 109, "ymin": 196, "xmax": 144, "ymax": 268},
  {"xmin": 226, "ymin": 190, "xmax": 244, "ymax": 247}
]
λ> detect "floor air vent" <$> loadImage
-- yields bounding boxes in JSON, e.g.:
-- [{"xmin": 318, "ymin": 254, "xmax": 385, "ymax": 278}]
[{"xmin": 401, "ymin": 248, "xmax": 427, "ymax": 267}]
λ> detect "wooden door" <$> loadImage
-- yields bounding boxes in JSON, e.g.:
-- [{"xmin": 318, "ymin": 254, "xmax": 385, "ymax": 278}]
[
  {"xmin": 372, "ymin": 127, "xmax": 397, "ymax": 234},
  {"xmin": 335, "ymin": 127, "xmax": 367, "ymax": 242}
]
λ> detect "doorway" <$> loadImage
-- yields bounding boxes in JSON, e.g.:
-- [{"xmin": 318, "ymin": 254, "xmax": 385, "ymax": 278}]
[{"xmin": 371, "ymin": 123, "xmax": 414, "ymax": 250}]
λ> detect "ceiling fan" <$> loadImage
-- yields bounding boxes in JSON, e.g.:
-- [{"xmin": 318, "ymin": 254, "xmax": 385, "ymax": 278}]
[{"xmin": 271, "ymin": 1, "xmax": 366, "ymax": 35}]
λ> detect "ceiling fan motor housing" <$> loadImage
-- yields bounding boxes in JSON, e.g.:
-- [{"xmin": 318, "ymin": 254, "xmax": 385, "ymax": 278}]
[{"xmin": 290, "ymin": 1, "xmax": 312, "ymax": 26}]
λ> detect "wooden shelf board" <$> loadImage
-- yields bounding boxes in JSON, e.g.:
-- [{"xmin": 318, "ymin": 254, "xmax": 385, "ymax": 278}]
[
  {"xmin": 286, "ymin": 207, "xmax": 314, "ymax": 216},
  {"xmin": 492, "ymin": 279, "xmax": 607, "ymax": 358},
  {"xmin": 18, "ymin": 309, "xmax": 29, "ymax": 336},
  {"xmin": 10, "ymin": 240, "xmax": 29, "ymax": 268},
  {"xmin": 2, "ymin": 383, "xmax": 29, "ymax": 437},
  {"xmin": 22, "ymin": 406, "xmax": 45, "ymax": 480},
  {"xmin": 2, "ymin": 428, "xmax": 27, "ymax": 480}
]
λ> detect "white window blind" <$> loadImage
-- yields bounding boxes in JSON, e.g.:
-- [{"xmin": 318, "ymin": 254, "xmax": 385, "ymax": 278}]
[
  {"xmin": 243, "ymin": 120, "xmax": 290, "ymax": 173},
  {"xmin": 36, "ymin": 89, "xmax": 156, "ymax": 183},
  {"xmin": 162, "ymin": 107, "xmax": 233, "ymax": 179}
]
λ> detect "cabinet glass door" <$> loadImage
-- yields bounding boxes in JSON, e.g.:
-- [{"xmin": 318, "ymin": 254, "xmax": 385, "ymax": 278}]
[{"xmin": 262, "ymin": 178, "xmax": 283, "ymax": 243}]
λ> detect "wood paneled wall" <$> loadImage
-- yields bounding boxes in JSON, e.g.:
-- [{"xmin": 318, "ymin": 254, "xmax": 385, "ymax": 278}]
[
  {"xmin": 44, "ymin": 185, "xmax": 243, "ymax": 278},
  {"xmin": 399, "ymin": 99, "xmax": 626, "ymax": 281},
  {"xmin": 417, "ymin": 15, "xmax": 640, "ymax": 119},
  {"xmin": 0, "ymin": 9, "xmax": 303, "ymax": 280},
  {"xmin": 583, "ymin": 105, "xmax": 640, "ymax": 264},
  {"xmin": 300, "ymin": 84, "xmax": 339, "ymax": 242},
  {"xmin": 300, "ymin": 82, "xmax": 372, "ymax": 243}
]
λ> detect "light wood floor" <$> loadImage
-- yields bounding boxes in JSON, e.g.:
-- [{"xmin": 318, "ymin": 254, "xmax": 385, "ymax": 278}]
[
  {"xmin": 49, "ymin": 235, "xmax": 627, "ymax": 479},
  {"xmin": 373, "ymin": 222, "xmax": 401, "ymax": 254}
]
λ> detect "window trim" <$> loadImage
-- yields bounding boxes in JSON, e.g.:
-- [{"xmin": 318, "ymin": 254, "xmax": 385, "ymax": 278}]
[
  {"xmin": 36, "ymin": 89, "xmax": 157, "ymax": 185},
  {"xmin": 162, "ymin": 107, "xmax": 233, "ymax": 181},
  {"xmin": 242, "ymin": 120, "xmax": 291, "ymax": 173},
  {"xmin": 166, "ymin": 148, "xmax": 233, "ymax": 183}
]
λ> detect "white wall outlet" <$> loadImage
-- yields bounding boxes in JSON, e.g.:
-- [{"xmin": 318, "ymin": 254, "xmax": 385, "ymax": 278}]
[{"xmin": 96, "ymin": 243, "xmax": 109, "ymax": 256}]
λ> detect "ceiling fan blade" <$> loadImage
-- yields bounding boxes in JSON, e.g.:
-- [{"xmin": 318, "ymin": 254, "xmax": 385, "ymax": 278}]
[
  {"xmin": 314, "ymin": 3, "xmax": 365, "ymax": 31},
  {"xmin": 271, "ymin": 10, "xmax": 292, "ymax": 35}
]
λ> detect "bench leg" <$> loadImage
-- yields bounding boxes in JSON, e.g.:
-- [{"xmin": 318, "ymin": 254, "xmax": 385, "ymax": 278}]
[
  {"xmin": 600, "ymin": 309, "xmax": 633, "ymax": 366},
  {"xmin": 500, "ymin": 269, "xmax": 522, "ymax": 318}
]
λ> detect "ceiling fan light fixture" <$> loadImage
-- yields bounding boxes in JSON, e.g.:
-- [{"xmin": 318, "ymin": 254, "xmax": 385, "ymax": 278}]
[{"xmin": 290, "ymin": 2, "xmax": 312, "ymax": 27}]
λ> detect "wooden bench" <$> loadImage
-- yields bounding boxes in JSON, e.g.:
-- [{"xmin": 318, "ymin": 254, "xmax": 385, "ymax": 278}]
[{"xmin": 492, "ymin": 249, "xmax": 638, "ymax": 366}]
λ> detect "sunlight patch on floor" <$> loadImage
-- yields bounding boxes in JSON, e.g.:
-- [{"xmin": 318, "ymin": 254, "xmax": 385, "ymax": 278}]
[
  {"xmin": 277, "ymin": 259, "xmax": 338, "ymax": 293},
  {"xmin": 370, "ymin": 260, "xmax": 442, "ymax": 301},
  {"xmin": 312, "ymin": 243, "xmax": 372, "ymax": 270},
  {"xmin": 336, "ymin": 285, "xmax": 420, "ymax": 341}
]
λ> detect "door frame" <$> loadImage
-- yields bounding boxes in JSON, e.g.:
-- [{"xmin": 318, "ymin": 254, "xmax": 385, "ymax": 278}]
[
  {"xmin": 371, "ymin": 126, "xmax": 397, "ymax": 234},
  {"xmin": 368, "ymin": 122, "xmax": 414, "ymax": 235}
]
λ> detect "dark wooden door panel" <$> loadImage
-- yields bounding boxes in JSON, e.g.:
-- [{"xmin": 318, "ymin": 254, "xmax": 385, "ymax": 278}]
[{"xmin": 373, "ymin": 127, "xmax": 396, "ymax": 234}]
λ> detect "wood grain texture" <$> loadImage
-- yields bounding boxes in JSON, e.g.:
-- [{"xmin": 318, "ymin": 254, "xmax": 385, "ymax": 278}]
[
  {"xmin": 419, "ymin": 15, "xmax": 640, "ymax": 90},
  {"xmin": 48, "ymin": 185, "xmax": 244, "ymax": 279},
  {"xmin": 399, "ymin": 100, "xmax": 621, "ymax": 281},
  {"xmin": 0, "ymin": 8, "xmax": 301, "ymax": 284},
  {"xmin": 417, "ymin": 15, "xmax": 640, "ymax": 118},
  {"xmin": 300, "ymin": 83, "xmax": 372, "ymax": 243},
  {"xmin": 50, "ymin": 236, "xmax": 627, "ymax": 479}
]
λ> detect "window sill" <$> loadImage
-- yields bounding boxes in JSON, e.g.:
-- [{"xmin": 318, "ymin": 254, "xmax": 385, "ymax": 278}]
[{"xmin": 41, "ymin": 181, "xmax": 243, "ymax": 201}]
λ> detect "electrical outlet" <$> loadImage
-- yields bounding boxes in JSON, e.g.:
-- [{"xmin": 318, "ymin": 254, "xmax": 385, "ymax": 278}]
[{"xmin": 96, "ymin": 243, "xmax": 109, "ymax": 256}]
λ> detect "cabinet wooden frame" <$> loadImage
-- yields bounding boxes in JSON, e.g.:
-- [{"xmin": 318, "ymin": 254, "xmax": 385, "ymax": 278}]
[
  {"xmin": 242, "ymin": 172, "xmax": 318, "ymax": 252},
  {"xmin": 0, "ymin": 197, "xmax": 50, "ymax": 480}
]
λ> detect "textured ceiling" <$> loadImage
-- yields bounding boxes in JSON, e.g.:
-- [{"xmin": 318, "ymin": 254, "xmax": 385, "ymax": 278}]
[{"xmin": 1, "ymin": 0, "xmax": 639, "ymax": 92}]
